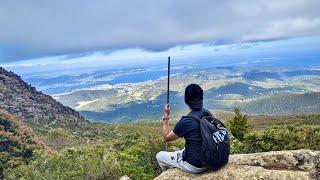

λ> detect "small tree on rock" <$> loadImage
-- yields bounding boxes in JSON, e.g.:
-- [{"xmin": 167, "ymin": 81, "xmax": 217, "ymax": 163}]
[{"xmin": 227, "ymin": 108, "xmax": 252, "ymax": 141}]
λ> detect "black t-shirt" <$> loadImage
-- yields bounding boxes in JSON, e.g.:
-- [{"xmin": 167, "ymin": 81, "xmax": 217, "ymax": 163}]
[{"xmin": 173, "ymin": 110, "xmax": 203, "ymax": 168}]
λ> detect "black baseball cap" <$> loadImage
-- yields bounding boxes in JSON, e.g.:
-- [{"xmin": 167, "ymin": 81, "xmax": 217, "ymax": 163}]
[{"xmin": 184, "ymin": 84, "xmax": 203, "ymax": 110}]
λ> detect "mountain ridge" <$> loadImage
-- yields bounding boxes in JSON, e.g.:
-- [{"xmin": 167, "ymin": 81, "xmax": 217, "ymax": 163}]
[{"xmin": 0, "ymin": 67, "xmax": 88, "ymax": 132}]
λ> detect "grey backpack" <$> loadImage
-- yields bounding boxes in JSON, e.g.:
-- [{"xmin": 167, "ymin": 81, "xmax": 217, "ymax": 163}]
[{"xmin": 187, "ymin": 110, "xmax": 230, "ymax": 170}]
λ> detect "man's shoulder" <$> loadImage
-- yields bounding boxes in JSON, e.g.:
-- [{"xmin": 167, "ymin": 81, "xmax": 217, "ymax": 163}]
[
  {"xmin": 182, "ymin": 109, "xmax": 212, "ymax": 119},
  {"xmin": 180, "ymin": 115, "xmax": 193, "ymax": 121},
  {"xmin": 179, "ymin": 115, "xmax": 199, "ymax": 125}
]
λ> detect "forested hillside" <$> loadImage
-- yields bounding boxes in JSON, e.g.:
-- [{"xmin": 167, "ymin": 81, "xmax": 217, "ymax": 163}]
[{"xmin": 3, "ymin": 108, "xmax": 320, "ymax": 179}]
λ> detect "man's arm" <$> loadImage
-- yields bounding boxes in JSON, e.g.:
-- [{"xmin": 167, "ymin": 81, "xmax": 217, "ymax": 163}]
[{"xmin": 162, "ymin": 104, "xmax": 179, "ymax": 142}]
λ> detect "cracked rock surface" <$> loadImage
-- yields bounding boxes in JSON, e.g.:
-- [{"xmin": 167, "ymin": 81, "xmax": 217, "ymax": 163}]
[{"xmin": 155, "ymin": 150, "xmax": 320, "ymax": 180}]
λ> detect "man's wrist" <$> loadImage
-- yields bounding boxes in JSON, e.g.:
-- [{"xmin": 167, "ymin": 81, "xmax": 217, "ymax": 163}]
[{"xmin": 162, "ymin": 117, "xmax": 169, "ymax": 121}]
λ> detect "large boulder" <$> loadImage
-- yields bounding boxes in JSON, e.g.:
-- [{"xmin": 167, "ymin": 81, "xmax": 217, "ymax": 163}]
[{"xmin": 155, "ymin": 150, "xmax": 320, "ymax": 180}]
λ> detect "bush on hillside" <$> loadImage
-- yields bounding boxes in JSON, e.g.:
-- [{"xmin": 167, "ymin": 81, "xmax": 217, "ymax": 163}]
[
  {"xmin": 0, "ymin": 109, "xmax": 43, "ymax": 178},
  {"xmin": 229, "ymin": 109, "xmax": 320, "ymax": 154},
  {"xmin": 240, "ymin": 124, "xmax": 320, "ymax": 153},
  {"xmin": 46, "ymin": 128, "xmax": 71, "ymax": 152}
]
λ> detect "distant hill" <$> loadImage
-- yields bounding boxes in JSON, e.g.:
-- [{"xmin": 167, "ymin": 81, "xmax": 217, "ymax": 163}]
[
  {"xmin": 0, "ymin": 109, "xmax": 44, "ymax": 177},
  {"xmin": 81, "ymin": 91, "xmax": 185, "ymax": 123},
  {"xmin": 243, "ymin": 70, "xmax": 282, "ymax": 81},
  {"xmin": 283, "ymin": 69, "xmax": 320, "ymax": 77},
  {"xmin": 54, "ymin": 89, "xmax": 117, "ymax": 108},
  {"xmin": 240, "ymin": 92, "xmax": 320, "ymax": 115},
  {"xmin": 0, "ymin": 67, "xmax": 88, "ymax": 132},
  {"xmin": 206, "ymin": 82, "xmax": 268, "ymax": 97},
  {"xmin": 16, "ymin": 64, "xmax": 320, "ymax": 123}
]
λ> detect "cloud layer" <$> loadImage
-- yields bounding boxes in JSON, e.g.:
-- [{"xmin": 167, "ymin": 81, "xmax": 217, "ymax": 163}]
[{"xmin": 1, "ymin": 0, "xmax": 320, "ymax": 61}]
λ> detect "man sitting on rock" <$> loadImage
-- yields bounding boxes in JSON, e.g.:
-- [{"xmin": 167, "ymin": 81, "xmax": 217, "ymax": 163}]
[{"xmin": 156, "ymin": 84, "xmax": 208, "ymax": 173}]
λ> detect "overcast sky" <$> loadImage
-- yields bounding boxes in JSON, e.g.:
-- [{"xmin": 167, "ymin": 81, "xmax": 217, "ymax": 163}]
[{"xmin": 1, "ymin": 0, "xmax": 320, "ymax": 62}]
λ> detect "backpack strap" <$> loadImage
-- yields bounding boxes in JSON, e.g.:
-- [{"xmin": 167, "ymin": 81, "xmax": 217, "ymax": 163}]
[
  {"xmin": 187, "ymin": 111, "xmax": 203, "ymax": 121},
  {"xmin": 184, "ymin": 110, "xmax": 203, "ymax": 163}
]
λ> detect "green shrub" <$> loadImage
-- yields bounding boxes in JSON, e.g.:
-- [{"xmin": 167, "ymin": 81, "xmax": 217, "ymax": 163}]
[
  {"xmin": 46, "ymin": 128, "xmax": 71, "ymax": 152},
  {"xmin": 232, "ymin": 124, "xmax": 320, "ymax": 154},
  {"xmin": 228, "ymin": 109, "xmax": 320, "ymax": 154},
  {"xmin": 227, "ymin": 108, "xmax": 252, "ymax": 141}
]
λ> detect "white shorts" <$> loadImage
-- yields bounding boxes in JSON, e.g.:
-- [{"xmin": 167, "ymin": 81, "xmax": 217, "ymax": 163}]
[{"xmin": 156, "ymin": 149, "xmax": 207, "ymax": 174}]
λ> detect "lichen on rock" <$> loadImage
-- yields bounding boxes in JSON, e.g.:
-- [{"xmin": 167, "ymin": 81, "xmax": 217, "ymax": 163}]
[{"xmin": 155, "ymin": 150, "xmax": 320, "ymax": 180}]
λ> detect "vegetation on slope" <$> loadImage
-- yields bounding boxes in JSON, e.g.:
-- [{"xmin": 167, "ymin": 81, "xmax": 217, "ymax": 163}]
[
  {"xmin": 0, "ymin": 109, "xmax": 44, "ymax": 178},
  {"xmin": 3, "ymin": 109, "xmax": 320, "ymax": 180},
  {"xmin": 228, "ymin": 109, "xmax": 320, "ymax": 153}
]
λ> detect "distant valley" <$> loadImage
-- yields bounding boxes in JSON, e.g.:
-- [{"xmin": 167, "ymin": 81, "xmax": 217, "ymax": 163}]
[{"xmin": 27, "ymin": 59, "xmax": 320, "ymax": 123}]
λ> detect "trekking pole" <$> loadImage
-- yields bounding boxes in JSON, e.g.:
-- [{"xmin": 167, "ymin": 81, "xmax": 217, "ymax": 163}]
[{"xmin": 164, "ymin": 56, "xmax": 170, "ymax": 151}]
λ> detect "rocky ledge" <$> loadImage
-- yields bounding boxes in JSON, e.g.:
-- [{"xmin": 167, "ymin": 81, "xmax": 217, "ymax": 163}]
[{"xmin": 155, "ymin": 150, "xmax": 320, "ymax": 180}]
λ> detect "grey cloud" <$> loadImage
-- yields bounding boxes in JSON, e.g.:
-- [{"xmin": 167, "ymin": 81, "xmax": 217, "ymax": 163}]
[{"xmin": 0, "ymin": 0, "xmax": 320, "ymax": 61}]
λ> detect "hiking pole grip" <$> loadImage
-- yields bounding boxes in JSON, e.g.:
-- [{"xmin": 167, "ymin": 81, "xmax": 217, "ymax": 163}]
[{"xmin": 164, "ymin": 56, "xmax": 170, "ymax": 151}]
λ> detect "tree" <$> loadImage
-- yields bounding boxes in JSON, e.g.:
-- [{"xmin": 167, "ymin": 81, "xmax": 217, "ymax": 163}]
[
  {"xmin": 47, "ymin": 128, "xmax": 70, "ymax": 152},
  {"xmin": 227, "ymin": 108, "xmax": 252, "ymax": 141}
]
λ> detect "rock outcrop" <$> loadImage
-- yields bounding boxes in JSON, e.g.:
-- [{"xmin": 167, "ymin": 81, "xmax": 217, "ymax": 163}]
[
  {"xmin": 155, "ymin": 150, "xmax": 320, "ymax": 180},
  {"xmin": 0, "ymin": 67, "xmax": 88, "ymax": 131}
]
